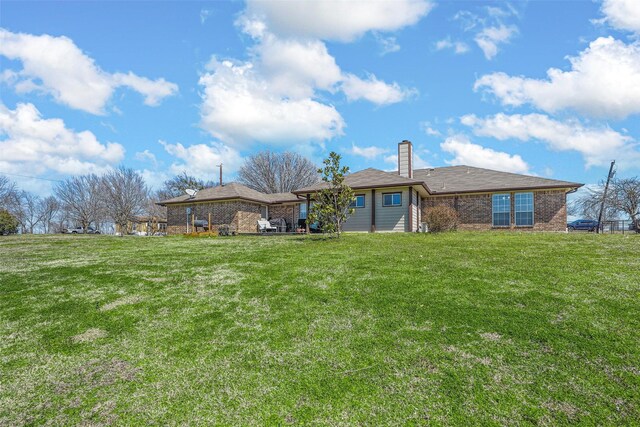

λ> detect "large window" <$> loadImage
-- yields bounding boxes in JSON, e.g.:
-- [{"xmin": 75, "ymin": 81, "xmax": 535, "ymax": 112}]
[
  {"xmin": 515, "ymin": 192, "xmax": 534, "ymax": 226},
  {"xmin": 350, "ymin": 194, "xmax": 365, "ymax": 208},
  {"xmin": 383, "ymin": 192, "xmax": 402, "ymax": 207},
  {"xmin": 492, "ymin": 194, "xmax": 510, "ymax": 227},
  {"xmin": 299, "ymin": 202, "xmax": 307, "ymax": 219}
]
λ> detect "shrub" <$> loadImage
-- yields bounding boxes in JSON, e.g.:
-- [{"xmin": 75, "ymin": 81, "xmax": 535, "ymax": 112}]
[
  {"xmin": 0, "ymin": 209, "xmax": 18, "ymax": 235},
  {"xmin": 424, "ymin": 206, "xmax": 459, "ymax": 233}
]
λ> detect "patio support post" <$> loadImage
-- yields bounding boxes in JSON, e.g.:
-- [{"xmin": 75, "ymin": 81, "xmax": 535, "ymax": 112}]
[
  {"xmin": 306, "ymin": 194, "xmax": 311, "ymax": 233},
  {"xmin": 371, "ymin": 189, "xmax": 376, "ymax": 233},
  {"xmin": 408, "ymin": 188, "xmax": 413, "ymax": 232}
]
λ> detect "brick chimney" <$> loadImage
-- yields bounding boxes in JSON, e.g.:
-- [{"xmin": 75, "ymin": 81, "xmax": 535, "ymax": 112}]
[{"xmin": 398, "ymin": 140, "xmax": 413, "ymax": 178}]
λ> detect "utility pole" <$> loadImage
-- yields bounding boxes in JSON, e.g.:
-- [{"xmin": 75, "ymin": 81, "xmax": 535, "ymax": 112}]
[
  {"xmin": 217, "ymin": 164, "xmax": 223, "ymax": 186},
  {"xmin": 597, "ymin": 160, "xmax": 616, "ymax": 234}
]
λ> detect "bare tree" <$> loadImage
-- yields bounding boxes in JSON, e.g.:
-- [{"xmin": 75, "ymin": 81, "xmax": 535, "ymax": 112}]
[
  {"xmin": 101, "ymin": 167, "xmax": 148, "ymax": 235},
  {"xmin": 21, "ymin": 192, "xmax": 42, "ymax": 234},
  {"xmin": 610, "ymin": 177, "xmax": 640, "ymax": 231},
  {"xmin": 238, "ymin": 151, "xmax": 318, "ymax": 193},
  {"xmin": 55, "ymin": 174, "xmax": 104, "ymax": 232},
  {"xmin": 0, "ymin": 176, "xmax": 18, "ymax": 206},
  {"xmin": 145, "ymin": 190, "xmax": 167, "ymax": 235},
  {"xmin": 38, "ymin": 196, "xmax": 60, "ymax": 234},
  {"xmin": 0, "ymin": 176, "xmax": 21, "ymax": 218},
  {"xmin": 158, "ymin": 172, "xmax": 216, "ymax": 200},
  {"xmin": 572, "ymin": 184, "xmax": 618, "ymax": 220}
]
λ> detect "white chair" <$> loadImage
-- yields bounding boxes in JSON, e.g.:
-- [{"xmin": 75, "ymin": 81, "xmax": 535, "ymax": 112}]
[{"xmin": 257, "ymin": 220, "xmax": 277, "ymax": 232}]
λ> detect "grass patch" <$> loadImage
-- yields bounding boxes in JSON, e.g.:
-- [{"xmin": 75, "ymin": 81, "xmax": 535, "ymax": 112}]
[{"xmin": 1, "ymin": 233, "xmax": 639, "ymax": 425}]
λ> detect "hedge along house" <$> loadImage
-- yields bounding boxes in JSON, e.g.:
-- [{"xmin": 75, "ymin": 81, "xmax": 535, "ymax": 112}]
[
  {"xmin": 159, "ymin": 140, "xmax": 582, "ymax": 234},
  {"xmin": 293, "ymin": 140, "xmax": 582, "ymax": 232},
  {"xmin": 158, "ymin": 183, "xmax": 303, "ymax": 234}
]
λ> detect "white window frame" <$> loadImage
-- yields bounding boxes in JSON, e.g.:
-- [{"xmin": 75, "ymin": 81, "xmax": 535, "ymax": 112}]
[
  {"xmin": 514, "ymin": 192, "xmax": 534, "ymax": 227},
  {"xmin": 492, "ymin": 193, "xmax": 511, "ymax": 227}
]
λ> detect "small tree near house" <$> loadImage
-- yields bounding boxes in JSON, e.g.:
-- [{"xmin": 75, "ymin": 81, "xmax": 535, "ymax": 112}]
[{"xmin": 307, "ymin": 152, "xmax": 354, "ymax": 237}]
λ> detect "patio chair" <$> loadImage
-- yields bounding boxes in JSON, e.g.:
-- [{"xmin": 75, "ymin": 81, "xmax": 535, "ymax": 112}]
[{"xmin": 257, "ymin": 219, "xmax": 277, "ymax": 233}]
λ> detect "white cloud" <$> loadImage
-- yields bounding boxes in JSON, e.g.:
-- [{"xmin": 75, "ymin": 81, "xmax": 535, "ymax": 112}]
[
  {"xmin": 600, "ymin": 0, "xmax": 640, "ymax": 34},
  {"xmin": 375, "ymin": 34, "xmax": 401, "ymax": 55},
  {"xmin": 420, "ymin": 122, "xmax": 441, "ymax": 136},
  {"xmin": 242, "ymin": 0, "xmax": 433, "ymax": 42},
  {"xmin": 435, "ymin": 38, "xmax": 470, "ymax": 54},
  {"xmin": 474, "ymin": 24, "xmax": 517, "ymax": 60},
  {"xmin": 199, "ymin": 59, "xmax": 344, "ymax": 147},
  {"xmin": 159, "ymin": 140, "xmax": 244, "ymax": 181},
  {"xmin": 474, "ymin": 37, "xmax": 640, "ymax": 119},
  {"xmin": 461, "ymin": 113, "xmax": 640, "ymax": 169},
  {"xmin": 341, "ymin": 73, "xmax": 416, "ymax": 105},
  {"xmin": 111, "ymin": 72, "xmax": 178, "ymax": 107},
  {"xmin": 202, "ymin": 4, "xmax": 420, "ymax": 147},
  {"xmin": 135, "ymin": 149, "xmax": 158, "ymax": 167},
  {"xmin": 0, "ymin": 29, "xmax": 178, "ymax": 114},
  {"xmin": 440, "ymin": 135, "xmax": 530, "ymax": 174},
  {"xmin": 350, "ymin": 144, "xmax": 389, "ymax": 159},
  {"xmin": 256, "ymin": 35, "xmax": 342, "ymax": 99},
  {"xmin": 0, "ymin": 103, "xmax": 124, "ymax": 176}
]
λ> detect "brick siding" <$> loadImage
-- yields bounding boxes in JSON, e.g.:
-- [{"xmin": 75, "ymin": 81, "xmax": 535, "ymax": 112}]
[
  {"xmin": 421, "ymin": 189, "xmax": 567, "ymax": 232},
  {"xmin": 166, "ymin": 200, "xmax": 262, "ymax": 234},
  {"xmin": 267, "ymin": 204, "xmax": 301, "ymax": 231}
]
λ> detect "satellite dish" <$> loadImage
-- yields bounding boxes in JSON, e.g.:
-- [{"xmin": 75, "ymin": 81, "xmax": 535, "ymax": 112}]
[{"xmin": 185, "ymin": 188, "xmax": 198, "ymax": 198}]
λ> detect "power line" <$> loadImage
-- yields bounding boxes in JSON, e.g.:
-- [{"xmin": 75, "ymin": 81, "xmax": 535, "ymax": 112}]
[{"xmin": 0, "ymin": 172, "xmax": 64, "ymax": 183}]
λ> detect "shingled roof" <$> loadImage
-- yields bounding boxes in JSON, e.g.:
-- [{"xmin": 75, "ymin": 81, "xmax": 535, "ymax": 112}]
[
  {"xmin": 413, "ymin": 166, "xmax": 582, "ymax": 195},
  {"xmin": 293, "ymin": 168, "xmax": 428, "ymax": 194},
  {"xmin": 157, "ymin": 182, "xmax": 301, "ymax": 205}
]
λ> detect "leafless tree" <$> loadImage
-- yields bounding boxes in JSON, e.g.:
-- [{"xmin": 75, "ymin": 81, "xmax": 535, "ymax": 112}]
[
  {"xmin": 610, "ymin": 177, "xmax": 640, "ymax": 231},
  {"xmin": 238, "ymin": 151, "xmax": 318, "ymax": 193},
  {"xmin": 144, "ymin": 190, "xmax": 167, "ymax": 235},
  {"xmin": 572, "ymin": 177, "xmax": 640, "ymax": 231},
  {"xmin": 38, "ymin": 196, "xmax": 60, "ymax": 234},
  {"xmin": 101, "ymin": 167, "xmax": 148, "ymax": 235},
  {"xmin": 0, "ymin": 176, "xmax": 21, "ymax": 217},
  {"xmin": 158, "ymin": 172, "xmax": 216, "ymax": 200},
  {"xmin": 21, "ymin": 191, "xmax": 42, "ymax": 234},
  {"xmin": 0, "ymin": 176, "xmax": 17, "ymax": 205},
  {"xmin": 571, "ymin": 186, "xmax": 617, "ymax": 221},
  {"xmin": 55, "ymin": 174, "xmax": 104, "ymax": 232}
]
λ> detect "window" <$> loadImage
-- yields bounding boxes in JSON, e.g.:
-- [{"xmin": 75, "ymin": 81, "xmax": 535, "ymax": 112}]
[
  {"xmin": 383, "ymin": 192, "xmax": 402, "ymax": 207},
  {"xmin": 492, "ymin": 194, "xmax": 510, "ymax": 227},
  {"xmin": 299, "ymin": 202, "xmax": 307, "ymax": 219},
  {"xmin": 349, "ymin": 194, "xmax": 365, "ymax": 208},
  {"xmin": 515, "ymin": 192, "xmax": 534, "ymax": 226}
]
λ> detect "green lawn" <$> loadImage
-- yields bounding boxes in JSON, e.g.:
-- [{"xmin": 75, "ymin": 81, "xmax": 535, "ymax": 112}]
[{"xmin": 1, "ymin": 233, "xmax": 639, "ymax": 425}]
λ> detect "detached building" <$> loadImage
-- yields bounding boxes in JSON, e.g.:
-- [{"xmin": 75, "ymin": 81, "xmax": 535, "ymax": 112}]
[{"xmin": 159, "ymin": 141, "xmax": 582, "ymax": 234}]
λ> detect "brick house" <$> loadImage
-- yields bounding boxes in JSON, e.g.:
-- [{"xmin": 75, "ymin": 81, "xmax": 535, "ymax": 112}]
[{"xmin": 159, "ymin": 141, "xmax": 582, "ymax": 234}]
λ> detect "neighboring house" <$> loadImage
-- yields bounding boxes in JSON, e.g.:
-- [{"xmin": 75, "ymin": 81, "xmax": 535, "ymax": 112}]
[
  {"xmin": 159, "ymin": 141, "xmax": 582, "ymax": 234},
  {"xmin": 115, "ymin": 216, "xmax": 167, "ymax": 235}
]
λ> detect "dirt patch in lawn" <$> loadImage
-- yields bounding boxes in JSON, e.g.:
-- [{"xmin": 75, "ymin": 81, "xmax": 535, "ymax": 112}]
[
  {"xmin": 99, "ymin": 295, "xmax": 143, "ymax": 312},
  {"xmin": 72, "ymin": 328, "xmax": 107, "ymax": 343}
]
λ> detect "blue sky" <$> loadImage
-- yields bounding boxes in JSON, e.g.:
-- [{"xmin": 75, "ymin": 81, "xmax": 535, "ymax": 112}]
[{"xmin": 1, "ymin": 0, "xmax": 639, "ymax": 197}]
